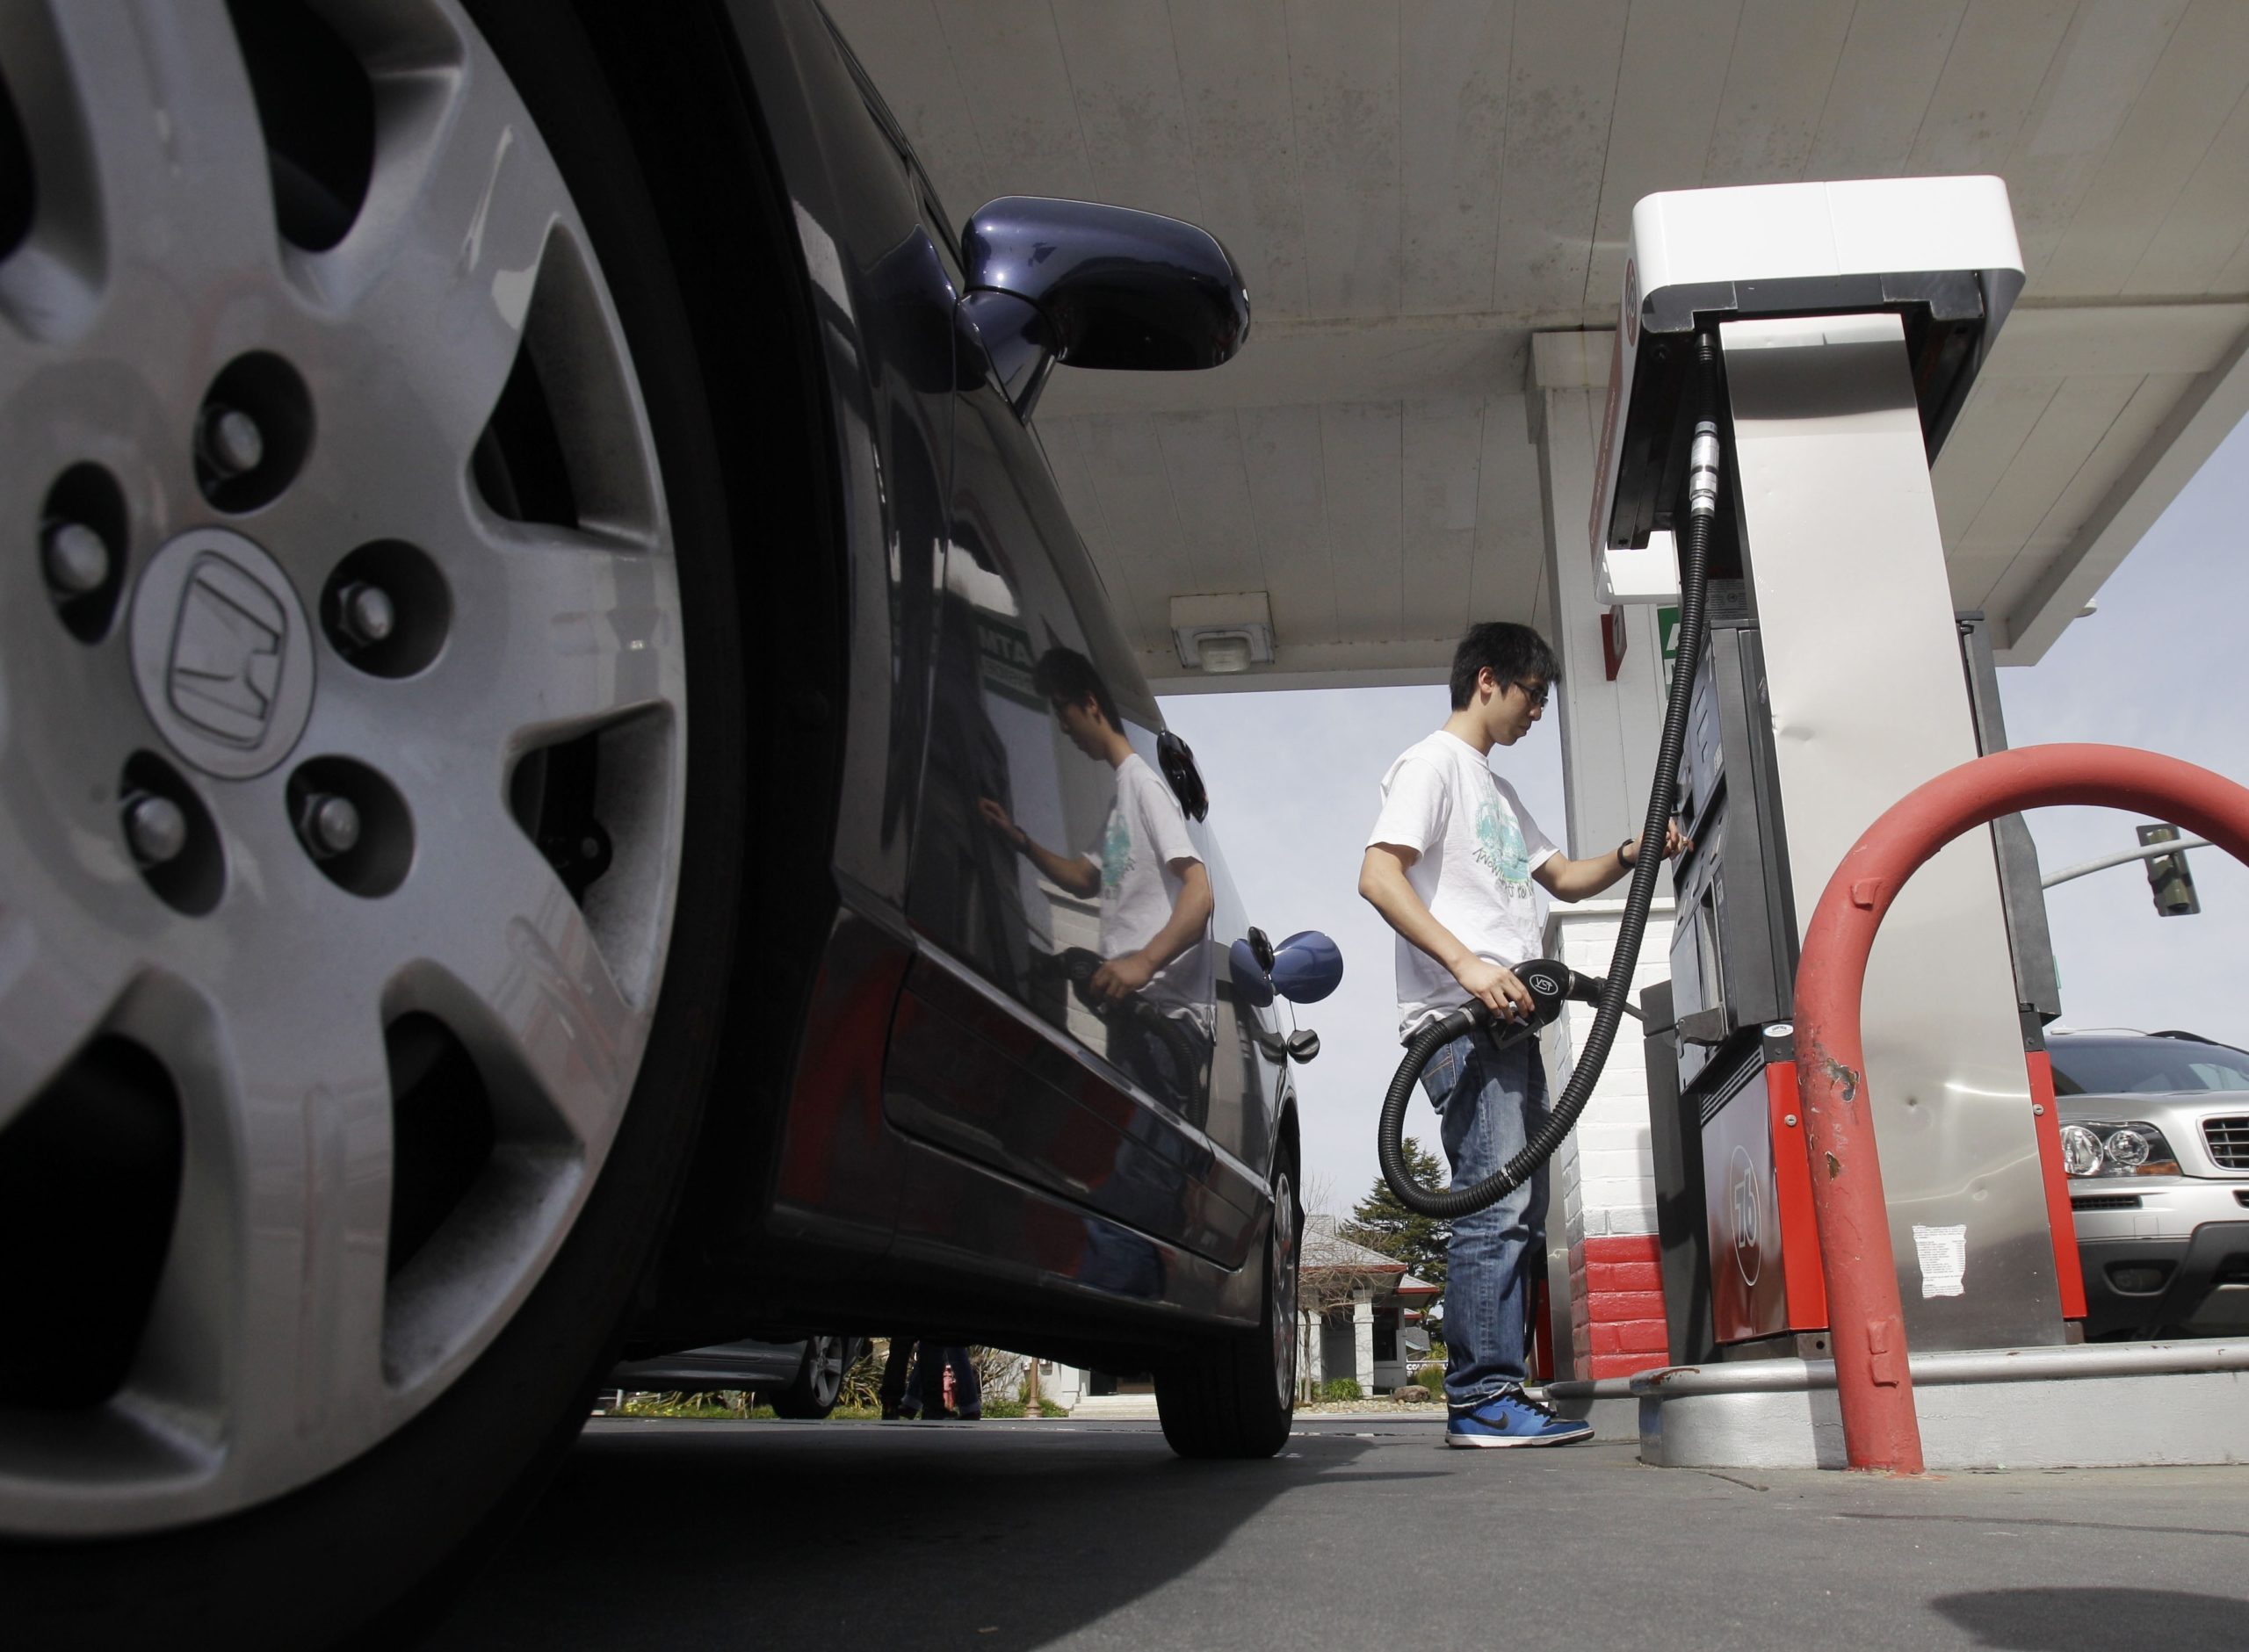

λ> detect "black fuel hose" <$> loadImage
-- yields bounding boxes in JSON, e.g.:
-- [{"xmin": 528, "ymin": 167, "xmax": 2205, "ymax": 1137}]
[{"xmin": 1378, "ymin": 336, "xmax": 1721, "ymax": 1220}]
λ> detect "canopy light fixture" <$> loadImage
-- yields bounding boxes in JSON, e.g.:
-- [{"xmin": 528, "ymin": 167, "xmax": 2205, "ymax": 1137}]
[{"xmin": 1171, "ymin": 592, "xmax": 1274, "ymax": 675}]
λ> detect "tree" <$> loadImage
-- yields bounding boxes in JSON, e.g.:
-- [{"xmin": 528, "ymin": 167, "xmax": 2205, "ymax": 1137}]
[{"xmin": 1339, "ymin": 1139, "xmax": 1451, "ymax": 1331}]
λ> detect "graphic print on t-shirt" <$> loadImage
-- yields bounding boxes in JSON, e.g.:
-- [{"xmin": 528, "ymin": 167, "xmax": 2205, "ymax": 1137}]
[
  {"xmin": 1088, "ymin": 752, "xmax": 1211, "ymax": 1021},
  {"xmin": 1099, "ymin": 806, "xmax": 1134, "ymax": 898},
  {"xmin": 1473, "ymin": 794, "xmax": 1533, "ymax": 884},
  {"xmin": 1365, "ymin": 730, "xmax": 1558, "ymax": 1039}
]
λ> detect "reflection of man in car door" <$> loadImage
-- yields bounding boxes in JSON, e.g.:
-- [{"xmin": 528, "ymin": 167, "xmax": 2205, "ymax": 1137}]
[{"xmin": 977, "ymin": 647, "xmax": 1213, "ymax": 1113}]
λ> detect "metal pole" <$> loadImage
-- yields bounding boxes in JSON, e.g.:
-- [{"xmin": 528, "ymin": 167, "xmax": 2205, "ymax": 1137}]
[
  {"xmin": 1793, "ymin": 743, "xmax": 2249, "ymax": 1475},
  {"xmin": 2040, "ymin": 834, "xmax": 2210, "ymax": 889}
]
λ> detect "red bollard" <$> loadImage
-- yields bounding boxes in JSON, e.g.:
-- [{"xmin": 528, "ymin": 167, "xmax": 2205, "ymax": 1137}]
[{"xmin": 1793, "ymin": 745, "xmax": 2249, "ymax": 1475}]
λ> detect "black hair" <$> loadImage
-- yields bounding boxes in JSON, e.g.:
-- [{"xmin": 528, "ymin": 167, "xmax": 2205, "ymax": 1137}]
[
  {"xmin": 1448, "ymin": 622, "xmax": 1559, "ymax": 710},
  {"xmin": 1030, "ymin": 646, "xmax": 1120, "ymax": 731}
]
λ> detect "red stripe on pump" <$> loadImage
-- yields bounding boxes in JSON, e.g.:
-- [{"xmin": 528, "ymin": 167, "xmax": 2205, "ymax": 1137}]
[
  {"xmin": 2025, "ymin": 1050, "xmax": 2088, "ymax": 1321},
  {"xmin": 1766, "ymin": 1058, "xmax": 1830, "ymax": 1331}
]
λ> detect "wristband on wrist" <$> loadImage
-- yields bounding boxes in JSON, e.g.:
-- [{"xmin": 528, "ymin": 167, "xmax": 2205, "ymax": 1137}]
[{"xmin": 1617, "ymin": 836, "xmax": 1637, "ymax": 868}]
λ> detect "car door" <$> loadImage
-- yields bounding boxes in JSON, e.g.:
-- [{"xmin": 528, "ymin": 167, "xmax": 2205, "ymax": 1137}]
[
  {"xmin": 889, "ymin": 320, "xmax": 1260, "ymax": 1265},
  {"xmin": 799, "ymin": 47, "xmax": 956, "ymax": 910}
]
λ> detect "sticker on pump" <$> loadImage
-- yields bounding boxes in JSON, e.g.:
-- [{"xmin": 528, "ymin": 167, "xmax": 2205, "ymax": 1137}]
[{"xmin": 1913, "ymin": 1223, "xmax": 1969, "ymax": 1298}]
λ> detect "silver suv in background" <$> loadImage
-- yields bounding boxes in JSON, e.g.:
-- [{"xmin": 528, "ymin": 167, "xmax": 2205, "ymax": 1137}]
[{"xmin": 2050, "ymin": 1029, "xmax": 2249, "ymax": 1340}]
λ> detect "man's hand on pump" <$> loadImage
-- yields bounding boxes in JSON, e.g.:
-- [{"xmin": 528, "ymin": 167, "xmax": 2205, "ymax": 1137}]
[
  {"xmin": 1625, "ymin": 819, "xmax": 1694, "ymax": 866},
  {"xmin": 1451, "ymin": 956, "xmax": 1537, "ymax": 1021},
  {"xmin": 1531, "ymin": 819, "xmax": 1696, "ymax": 902}
]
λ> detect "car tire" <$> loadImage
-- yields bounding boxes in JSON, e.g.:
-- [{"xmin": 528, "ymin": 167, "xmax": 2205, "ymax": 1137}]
[
  {"xmin": 3, "ymin": 2, "xmax": 756, "ymax": 1645},
  {"xmin": 770, "ymin": 1335, "xmax": 857, "ymax": 1420},
  {"xmin": 1154, "ymin": 1152, "xmax": 1300, "ymax": 1460}
]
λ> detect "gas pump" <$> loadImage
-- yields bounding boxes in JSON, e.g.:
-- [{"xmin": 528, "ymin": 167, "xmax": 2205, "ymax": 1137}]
[
  {"xmin": 1591, "ymin": 177, "xmax": 2086, "ymax": 1362},
  {"xmin": 1378, "ymin": 176, "xmax": 2086, "ymax": 1368}
]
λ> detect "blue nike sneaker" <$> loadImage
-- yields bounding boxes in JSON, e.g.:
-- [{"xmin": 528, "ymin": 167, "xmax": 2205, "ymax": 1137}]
[{"xmin": 1446, "ymin": 1389, "xmax": 1595, "ymax": 1448}]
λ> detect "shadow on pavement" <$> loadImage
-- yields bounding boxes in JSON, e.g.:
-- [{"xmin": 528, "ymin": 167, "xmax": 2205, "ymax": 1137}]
[
  {"xmin": 1934, "ymin": 1586, "xmax": 2246, "ymax": 1649},
  {"xmin": 422, "ymin": 1421, "xmax": 1380, "ymax": 1650}
]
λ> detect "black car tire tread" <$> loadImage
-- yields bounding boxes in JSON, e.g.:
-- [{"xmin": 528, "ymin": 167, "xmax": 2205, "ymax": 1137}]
[
  {"xmin": 1155, "ymin": 1158, "xmax": 1298, "ymax": 1460},
  {"xmin": 6, "ymin": 4, "xmax": 761, "ymax": 1646}
]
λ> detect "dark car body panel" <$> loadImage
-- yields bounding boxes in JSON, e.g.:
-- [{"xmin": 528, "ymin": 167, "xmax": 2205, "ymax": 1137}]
[
  {"xmin": 633, "ymin": 0, "xmax": 1293, "ymax": 1364},
  {"xmin": 697, "ymin": 0, "xmax": 956, "ymax": 920},
  {"xmin": 887, "ymin": 949, "xmax": 1256, "ymax": 1264}
]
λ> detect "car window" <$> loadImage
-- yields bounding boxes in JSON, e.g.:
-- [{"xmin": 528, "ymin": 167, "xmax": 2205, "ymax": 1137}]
[
  {"xmin": 821, "ymin": 10, "xmax": 915, "ymax": 157},
  {"xmin": 915, "ymin": 177, "xmax": 965, "ymax": 298},
  {"xmin": 1022, "ymin": 423, "xmax": 1155, "ymax": 725},
  {"xmin": 908, "ymin": 386, "xmax": 1213, "ymax": 1129},
  {"xmin": 2049, "ymin": 1036, "xmax": 2249, "ymax": 1097},
  {"xmin": 820, "ymin": 13, "xmax": 965, "ymax": 302}
]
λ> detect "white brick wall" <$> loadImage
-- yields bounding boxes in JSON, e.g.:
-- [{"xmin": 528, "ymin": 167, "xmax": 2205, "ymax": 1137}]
[{"xmin": 1540, "ymin": 900, "xmax": 1674, "ymax": 1243}]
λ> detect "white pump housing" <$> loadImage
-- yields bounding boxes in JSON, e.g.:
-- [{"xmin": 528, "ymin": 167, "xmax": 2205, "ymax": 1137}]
[{"xmin": 1589, "ymin": 175, "xmax": 2026, "ymax": 605}]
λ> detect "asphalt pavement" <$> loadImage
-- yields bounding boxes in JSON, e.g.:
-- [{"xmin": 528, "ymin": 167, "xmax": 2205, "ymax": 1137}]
[{"xmin": 424, "ymin": 1417, "xmax": 2249, "ymax": 1650}]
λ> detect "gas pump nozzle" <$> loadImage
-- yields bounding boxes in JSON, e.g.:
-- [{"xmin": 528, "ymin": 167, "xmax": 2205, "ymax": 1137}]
[
  {"xmin": 1559, "ymin": 964, "xmax": 1642, "ymax": 1020},
  {"xmin": 1435, "ymin": 959, "xmax": 1645, "ymax": 1057}
]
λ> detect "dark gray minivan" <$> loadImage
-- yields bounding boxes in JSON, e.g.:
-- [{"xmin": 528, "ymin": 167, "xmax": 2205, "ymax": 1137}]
[{"xmin": 3, "ymin": 1, "xmax": 1323, "ymax": 1641}]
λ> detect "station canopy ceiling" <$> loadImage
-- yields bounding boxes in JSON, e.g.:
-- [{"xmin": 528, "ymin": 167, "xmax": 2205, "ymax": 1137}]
[{"xmin": 827, "ymin": 0, "xmax": 2249, "ymax": 690}]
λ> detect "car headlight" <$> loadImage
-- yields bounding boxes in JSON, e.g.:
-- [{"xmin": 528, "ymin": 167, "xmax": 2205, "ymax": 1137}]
[
  {"xmin": 2061, "ymin": 1122, "xmax": 2103, "ymax": 1177},
  {"xmin": 2105, "ymin": 1128, "xmax": 2151, "ymax": 1168},
  {"xmin": 2063, "ymin": 1121, "xmax": 2181, "ymax": 1179}
]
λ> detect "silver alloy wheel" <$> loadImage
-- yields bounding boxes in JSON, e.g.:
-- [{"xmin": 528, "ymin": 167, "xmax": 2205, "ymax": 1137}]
[
  {"xmin": 0, "ymin": 0, "xmax": 683, "ymax": 1536},
  {"xmin": 805, "ymin": 1338, "xmax": 847, "ymax": 1411},
  {"xmin": 1270, "ymin": 1171, "xmax": 1298, "ymax": 1409}
]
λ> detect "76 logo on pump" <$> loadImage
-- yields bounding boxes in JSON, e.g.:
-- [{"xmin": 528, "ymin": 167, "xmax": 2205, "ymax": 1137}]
[{"xmin": 1728, "ymin": 1143, "xmax": 1764, "ymax": 1288}]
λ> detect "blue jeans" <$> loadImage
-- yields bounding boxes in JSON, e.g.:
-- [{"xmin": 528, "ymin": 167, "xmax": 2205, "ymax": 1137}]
[{"xmin": 1421, "ymin": 1032, "xmax": 1549, "ymax": 1412}]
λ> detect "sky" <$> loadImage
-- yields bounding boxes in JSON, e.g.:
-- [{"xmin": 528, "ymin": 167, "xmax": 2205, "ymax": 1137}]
[{"xmin": 1161, "ymin": 413, "xmax": 2249, "ymax": 1217}]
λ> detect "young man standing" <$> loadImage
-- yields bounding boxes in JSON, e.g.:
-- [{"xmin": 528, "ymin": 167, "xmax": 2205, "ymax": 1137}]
[{"xmin": 1358, "ymin": 622, "xmax": 1685, "ymax": 1448}]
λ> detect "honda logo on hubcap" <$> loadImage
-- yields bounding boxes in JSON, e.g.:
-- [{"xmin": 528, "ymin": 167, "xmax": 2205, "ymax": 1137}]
[{"xmin": 132, "ymin": 529, "xmax": 315, "ymax": 779}]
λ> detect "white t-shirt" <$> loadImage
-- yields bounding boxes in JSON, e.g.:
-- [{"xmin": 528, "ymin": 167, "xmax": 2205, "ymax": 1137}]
[
  {"xmin": 1366, "ymin": 730, "xmax": 1558, "ymax": 1040},
  {"xmin": 1087, "ymin": 753, "xmax": 1209, "ymax": 1009}
]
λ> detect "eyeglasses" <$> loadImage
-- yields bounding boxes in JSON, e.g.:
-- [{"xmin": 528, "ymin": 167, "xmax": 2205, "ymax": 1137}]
[{"xmin": 1513, "ymin": 680, "xmax": 1551, "ymax": 711}]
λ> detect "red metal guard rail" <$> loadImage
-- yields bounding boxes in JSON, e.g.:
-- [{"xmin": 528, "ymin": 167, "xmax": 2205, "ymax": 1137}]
[{"xmin": 1793, "ymin": 744, "xmax": 2249, "ymax": 1475}]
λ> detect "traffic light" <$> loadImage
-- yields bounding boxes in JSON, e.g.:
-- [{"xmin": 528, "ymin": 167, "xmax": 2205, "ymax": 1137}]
[{"xmin": 2138, "ymin": 823, "xmax": 2200, "ymax": 917}]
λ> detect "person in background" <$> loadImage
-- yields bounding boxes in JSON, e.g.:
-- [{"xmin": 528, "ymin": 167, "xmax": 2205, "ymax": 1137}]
[
  {"xmin": 878, "ymin": 1335, "xmax": 918, "ymax": 1420},
  {"xmin": 901, "ymin": 1344, "xmax": 980, "ymax": 1421}
]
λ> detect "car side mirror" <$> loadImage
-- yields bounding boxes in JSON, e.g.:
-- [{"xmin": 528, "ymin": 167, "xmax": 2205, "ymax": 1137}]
[{"xmin": 958, "ymin": 196, "xmax": 1250, "ymax": 420}]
